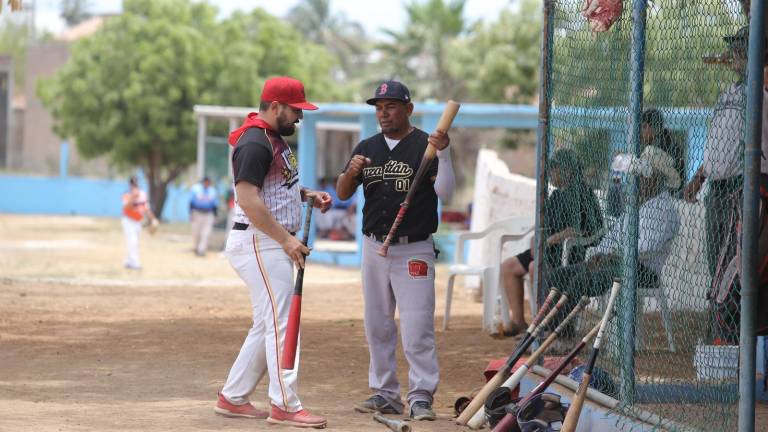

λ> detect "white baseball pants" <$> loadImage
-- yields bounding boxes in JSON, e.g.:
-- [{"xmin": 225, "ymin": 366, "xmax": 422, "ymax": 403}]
[
  {"xmin": 121, "ymin": 217, "xmax": 142, "ymax": 268},
  {"xmin": 220, "ymin": 229, "xmax": 302, "ymax": 412}
]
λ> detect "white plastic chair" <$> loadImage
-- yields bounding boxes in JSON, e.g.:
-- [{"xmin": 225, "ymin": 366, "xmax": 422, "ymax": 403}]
[
  {"xmin": 443, "ymin": 215, "xmax": 535, "ymax": 332},
  {"xmin": 561, "ymin": 234, "xmax": 676, "ymax": 352}
]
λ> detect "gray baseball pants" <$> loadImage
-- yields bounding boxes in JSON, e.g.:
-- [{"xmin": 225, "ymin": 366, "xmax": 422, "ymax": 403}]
[{"xmin": 361, "ymin": 235, "xmax": 439, "ymax": 413}]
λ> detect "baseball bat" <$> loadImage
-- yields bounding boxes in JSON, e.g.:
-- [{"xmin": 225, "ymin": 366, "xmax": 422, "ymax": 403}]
[
  {"xmin": 373, "ymin": 413, "xmax": 411, "ymax": 432},
  {"xmin": 561, "ymin": 280, "xmax": 621, "ymax": 432},
  {"xmin": 377, "ymin": 101, "xmax": 461, "ymax": 257},
  {"xmin": 281, "ymin": 196, "xmax": 316, "ymax": 370},
  {"xmin": 511, "ymin": 288, "xmax": 560, "ymax": 357},
  {"xmin": 456, "ymin": 289, "xmax": 566, "ymax": 425},
  {"xmin": 491, "ymin": 320, "xmax": 602, "ymax": 432},
  {"xmin": 466, "ymin": 296, "xmax": 590, "ymax": 430}
]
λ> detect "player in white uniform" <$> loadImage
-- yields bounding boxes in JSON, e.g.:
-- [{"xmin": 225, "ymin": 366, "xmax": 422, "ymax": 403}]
[{"xmin": 213, "ymin": 77, "xmax": 332, "ymax": 429}]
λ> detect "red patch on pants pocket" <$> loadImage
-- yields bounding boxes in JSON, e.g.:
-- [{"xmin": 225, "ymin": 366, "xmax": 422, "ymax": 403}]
[{"xmin": 408, "ymin": 259, "xmax": 429, "ymax": 278}]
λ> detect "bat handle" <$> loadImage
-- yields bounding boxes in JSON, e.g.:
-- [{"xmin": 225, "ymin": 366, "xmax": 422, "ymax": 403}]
[
  {"xmin": 561, "ymin": 372, "xmax": 590, "ymax": 432},
  {"xmin": 492, "ymin": 412, "xmax": 517, "ymax": 432},
  {"xmin": 377, "ymin": 205, "xmax": 408, "ymax": 257}
]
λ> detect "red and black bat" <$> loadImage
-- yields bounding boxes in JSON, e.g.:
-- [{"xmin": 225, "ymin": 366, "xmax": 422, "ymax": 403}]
[
  {"xmin": 492, "ymin": 282, "xmax": 621, "ymax": 432},
  {"xmin": 281, "ymin": 196, "xmax": 316, "ymax": 370},
  {"xmin": 561, "ymin": 280, "xmax": 621, "ymax": 432},
  {"xmin": 456, "ymin": 288, "xmax": 564, "ymax": 425},
  {"xmin": 377, "ymin": 101, "xmax": 460, "ymax": 257}
]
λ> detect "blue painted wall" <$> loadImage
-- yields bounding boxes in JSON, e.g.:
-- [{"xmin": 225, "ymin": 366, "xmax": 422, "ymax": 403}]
[{"xmin": 0, "ymin": 174, "xmax": 204, "ymax": 222}]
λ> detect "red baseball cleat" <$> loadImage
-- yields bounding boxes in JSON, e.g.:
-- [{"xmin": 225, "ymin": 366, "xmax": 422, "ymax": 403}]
[
  {"xmin": 214, "ymin": 393, "xmax": 269, "ymax": 419},
  {"xmin": 267, "ymin": 404, "xmax": 327, "ymax": 429}
]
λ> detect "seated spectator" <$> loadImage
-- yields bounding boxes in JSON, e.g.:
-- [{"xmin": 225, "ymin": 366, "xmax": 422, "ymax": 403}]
[
  {"xmin": 499, "ymin": 149, "xmax": 603, "ymax": 336},
  {"xmin": 316, "ymin": 177, "xmax": 356, "ymax": 239},
  {"xmin": 608, "ymin": 109, "xmax": 685, "ymax": 218},
  {"xmin": 544, "ymin": 145, "xmax": 680, "ymax": 336},
  {"xmin": 641, "ymin": 109, "xmax": 685, "ymax": 194}
]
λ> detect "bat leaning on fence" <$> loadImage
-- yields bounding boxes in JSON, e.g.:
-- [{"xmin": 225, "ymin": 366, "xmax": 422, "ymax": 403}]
[
  {"xmin": 377, "ymin": 100, "xmax": 461, "ymax": 257},
  {"xmin": 455, "ymin": 288, "xmax": 563, "ymax": 426},
  {"xmin": 466, "ymin": 296, "xmax": 591, "ymax": 430},
  {"xmin": 492, "ymin": 281, "xmax": 621, "ymax": 432},
  {"xmin": 281, "ymin": 197, "xmax": 316, "ymax": 370},
  {"xmin": 561, "ymin": 279, "xmax": 622, "ymax": 432}
]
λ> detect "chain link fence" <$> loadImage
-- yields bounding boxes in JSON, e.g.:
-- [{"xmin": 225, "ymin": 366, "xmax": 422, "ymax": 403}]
[{"xmin": 538, "ymin": 1, "xmax": 749, "ymax": 430}]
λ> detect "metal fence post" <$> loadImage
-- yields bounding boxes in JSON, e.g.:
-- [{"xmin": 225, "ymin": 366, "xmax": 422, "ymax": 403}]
[
  {"xmin": 532, "ymin": 1, "xmax": 555, "ymax": 345},
  {"xmin": 738, "ymin": 2, "xmax": 766, "ymax": 431},
  {"xmin": 619, "ymin": 0, "xmax": 649, "ymax": 404}
]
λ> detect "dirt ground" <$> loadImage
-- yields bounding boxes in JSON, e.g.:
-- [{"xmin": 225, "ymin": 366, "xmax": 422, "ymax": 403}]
[
  {"xmin": 1, "ymin": 214, "xmax": 766, "ymax": 432},
  {"xmin": 0, "ymin": 214, "xmax": 523, "ymax": 432}
]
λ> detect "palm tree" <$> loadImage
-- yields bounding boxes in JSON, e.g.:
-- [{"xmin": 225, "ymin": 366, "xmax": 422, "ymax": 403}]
[
  {"xmin": 287, "ymin": 0, "xmax": 368, "ymax": 80},
  {"xmin": 376, "ymin": 0, "xmax": 469, "ymax": 100}
]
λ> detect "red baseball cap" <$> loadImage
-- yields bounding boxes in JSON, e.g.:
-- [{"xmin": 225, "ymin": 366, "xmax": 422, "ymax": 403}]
[{"xmin": 260, "ymin": 76, "xmax": 318, "ymax": 110}]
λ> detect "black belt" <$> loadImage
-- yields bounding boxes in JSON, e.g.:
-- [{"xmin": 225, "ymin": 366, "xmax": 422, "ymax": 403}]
[
  {"xmin": 365, "ymin": 232, "xmax": 430, "ymax": 244},
  {"xmin": 233, "ymin": 222, "xmax": 295, "ymax": 236}
]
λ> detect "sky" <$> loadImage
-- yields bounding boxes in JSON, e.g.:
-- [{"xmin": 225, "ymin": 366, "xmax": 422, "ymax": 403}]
[{"xmin": 32, "ymin": 0, "xmax": 514, "ymax": 38}]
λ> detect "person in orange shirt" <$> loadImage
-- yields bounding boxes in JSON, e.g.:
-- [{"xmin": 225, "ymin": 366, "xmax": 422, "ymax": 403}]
[{"xmin": 121, "ymin": 176, "xmax": 158, "ymax": 270}]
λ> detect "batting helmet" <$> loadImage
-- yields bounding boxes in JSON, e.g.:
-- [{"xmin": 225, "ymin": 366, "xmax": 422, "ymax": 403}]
[
  {"xmin": 515, "ymin": 392, "xmax": 569, "ymax": 432},
  {"xmin": 567, "ymin": 365, "xmax": 619, "ymax": 398},
  {"xmin": 484, "ymin": 387, "xmax": 516, "ymax": 429}
]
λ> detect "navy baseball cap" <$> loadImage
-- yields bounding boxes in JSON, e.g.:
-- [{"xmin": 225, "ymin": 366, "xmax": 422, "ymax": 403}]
[{"xmin": 366, "ymin": 80, "xmax": 411, "ymax": 105}]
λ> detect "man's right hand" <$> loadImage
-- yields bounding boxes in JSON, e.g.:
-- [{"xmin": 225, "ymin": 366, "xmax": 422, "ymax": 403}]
[
  {"xmin": 345, "ymin": 155, "xmax": 371, "ymax": 178},
  {"xmin": 683, "ymin": 168, "xmax": 705, "ymax": 203},
  {"xmin": 281, "ymin": 235, "xmax": 310, "ymax": 269}
]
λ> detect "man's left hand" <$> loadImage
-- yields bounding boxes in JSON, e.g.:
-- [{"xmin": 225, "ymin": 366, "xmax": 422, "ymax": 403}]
[
  {"xmin": 428, "ymin": 130, "xmax": 450, "ymax": 151},
  {"xmin": 306, "ymin": 190, "xmax": 333, "ymax": 213}
]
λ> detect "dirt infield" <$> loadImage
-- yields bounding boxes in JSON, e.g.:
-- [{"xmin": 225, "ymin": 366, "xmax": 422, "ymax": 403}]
[{"xmin": 0, "ymin": 214, "xmax": 515, "ymax": 432}]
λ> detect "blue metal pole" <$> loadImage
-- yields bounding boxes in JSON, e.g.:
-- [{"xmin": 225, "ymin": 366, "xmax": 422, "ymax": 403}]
[
  {"xmin": 356, "ymin": 112, "xmax": 379, "ymax": 263},
  {"xmin": 739, "ymin": 2, "xmax": 766, "ymax": 431},
  {"xmin": 619, "ymin": 0, "xmax": 648, "ymax": 404},
  {"xmin": 298, "ymin": 114, "xmax": 318, "ymax": 244},
  {"xmin": 532, "ymin": 0, "xmax": 554, "ymax": 335}
]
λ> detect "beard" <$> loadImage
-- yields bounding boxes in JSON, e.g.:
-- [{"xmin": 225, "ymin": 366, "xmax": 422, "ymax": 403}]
[{"xmin": 276, "ymin": 111, "xmax": 297, "ymax": 136}]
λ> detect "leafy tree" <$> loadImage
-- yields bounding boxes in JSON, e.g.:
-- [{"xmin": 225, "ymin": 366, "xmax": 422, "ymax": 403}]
[
  {"xmin": 214, "ymin": 8, "xmax": 344, "ymax": 108},
  {"xmin": 286, "ymin": 0, "xmax": 368, "ymax": 84},
  {"xmin": 550, "ymin": 0, "xmax": 743, "ymax": 108},
  {"xmin": 38, "ymin": 0, "xmax": 339, "ymax": 216},
  {"xmin": 458, "ymin": 0, "xmax": 542, "ymax": 104},
  {"xmin": 376, "ymin": 0, "xmax": 469, "ymax": 100},
  {"xmin": 61, "ymin": 0, "xmax": 92, "ymax": 27}
]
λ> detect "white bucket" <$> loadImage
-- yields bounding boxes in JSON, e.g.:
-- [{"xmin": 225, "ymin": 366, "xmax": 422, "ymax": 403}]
[{"xmin": 693, "ymin": 343, "xmax": 739, "ymax": 381}]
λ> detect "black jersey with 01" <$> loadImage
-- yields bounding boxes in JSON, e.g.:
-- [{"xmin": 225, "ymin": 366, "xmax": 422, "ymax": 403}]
[{"xmin": 348, "ymin": 128, "xmax": 439, "ymax": 236}]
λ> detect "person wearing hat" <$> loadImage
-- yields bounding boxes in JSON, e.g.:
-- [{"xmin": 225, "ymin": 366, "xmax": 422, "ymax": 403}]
[
  {"xmin": 189, "ymin": 176, "xmax": 218, "ymax": 257},
  {"xmin": 214, "ymin": 76, "xmax": 332, "ymax": 428},
  {"xmin": 499, "ymin": 148, "xmax": 602, "ymax": 337},
  {"xmin": 544, "ymin": 145, "xmax": 681, "ymax": 332},
  {"xmin": 683, "ymin": 25, "xmax": 768, "ymax": 280},
  {"xmin": 336, "ymin": 80, "xmax": 456, "ymax": 421}
]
